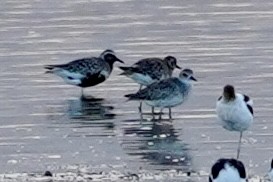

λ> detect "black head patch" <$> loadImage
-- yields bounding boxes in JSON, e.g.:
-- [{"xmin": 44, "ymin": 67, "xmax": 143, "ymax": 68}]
[
  {"xmin": 223, "ymin": 85, "xmax": 236, "ymax": 101},
  {"xmin": 211, "ymin": 158, "xmax": 246, "ymax": 180}
]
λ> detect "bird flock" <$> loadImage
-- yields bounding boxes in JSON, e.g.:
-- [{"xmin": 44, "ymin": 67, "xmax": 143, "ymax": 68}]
[{"xmin": 45, "ymin": 49, "xmax": 272, "ymax": 182}]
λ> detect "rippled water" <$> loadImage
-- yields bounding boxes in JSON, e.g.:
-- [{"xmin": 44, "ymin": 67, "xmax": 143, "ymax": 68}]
[{"xmin": 1, "ymin": 0, "xmax": 273, "ymax": 181}]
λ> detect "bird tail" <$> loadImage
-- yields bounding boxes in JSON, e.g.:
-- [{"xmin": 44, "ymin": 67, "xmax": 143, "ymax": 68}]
[
  {"xmin": 124, "ymin": 93, "xmax": 140, "ymax": 100},
  {"xmin": 119, "ymin": 66, "xmax": 137, "ymax": 75},
  {"xmin": 44, "ymin": 65, "xmax": 55, "ymax": 74}
]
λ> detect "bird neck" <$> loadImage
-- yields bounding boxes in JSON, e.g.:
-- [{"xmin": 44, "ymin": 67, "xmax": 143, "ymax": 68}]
[
  {"xmin": 223, "ymin": 92, "xmax": 236, "ymax": 102},
  {"xmin": 107, "ymin": 60, "xmax": 115, "ymax": 71}
]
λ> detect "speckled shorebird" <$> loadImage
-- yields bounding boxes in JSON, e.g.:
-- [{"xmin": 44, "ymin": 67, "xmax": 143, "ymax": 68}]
[
  {"xmin": 45, "ymin": 49, "xmax": 124, "ymax": 97},
  {"xmin": 209, "ymin": 158, "xmax": 247, "ymax": 182},
  {"xmin": 119, "ymin": 56, "xmax": 181, "ymax": 113},
  {"xmin": 216, "ymin": 85, "xmax": 254, "ymax": 159},
  {"xmin": 125, "ymin": 69, "xmax": 197, "ymax": 119}
]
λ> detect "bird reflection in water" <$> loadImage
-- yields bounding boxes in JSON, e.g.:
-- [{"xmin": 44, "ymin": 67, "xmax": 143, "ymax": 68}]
[
  {"xmin": 122, "ymin": 119, "xmax": 192, "ymax": 170},
  {"xmin": 67, "ymin": 96, "xmax": 115, "ymax": 129}
]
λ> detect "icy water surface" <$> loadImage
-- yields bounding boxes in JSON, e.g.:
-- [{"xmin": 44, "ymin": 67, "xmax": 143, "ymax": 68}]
[{"xmin": 1, "ymin": 0, "xmax": 273, "ymax": 181}]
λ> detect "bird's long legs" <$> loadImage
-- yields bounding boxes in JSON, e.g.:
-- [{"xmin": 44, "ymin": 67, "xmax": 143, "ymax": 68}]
[
  {"xmin": 151, "ymin": 107, "xmax": 155, "ymax": 119},
  {"xmin": 81, "ymin": 88, "xmax": 84, "ymax": 98},
  {"xmin": 138, "ymin": 85, "xmax": 143, "ymax": 113},
  {"xmin": 159, "ymin": 108, "xmax": 163, "ymax": 119},
  {"xmin": 168, "ymin": 108, "xmax": 172, "ymax": 119},
  {"xmin": 237, "ymin": 131, "xmax": 243, "ymax": 159}
]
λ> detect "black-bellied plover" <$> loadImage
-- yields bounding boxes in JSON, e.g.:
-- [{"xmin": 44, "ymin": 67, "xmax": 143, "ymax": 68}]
[
  {"xmin": 125, "ymin": 68, "xmax": 196, "ymax": 119},
  {"xmin": 119, "ymin": 56, "xmax": 181, "ymax": 113},
  {"xmin": 45, "ymin": 49, "xmax": 124, "ymax": 97}
]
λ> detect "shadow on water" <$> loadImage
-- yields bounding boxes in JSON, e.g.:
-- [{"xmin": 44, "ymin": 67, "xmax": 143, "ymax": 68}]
[
  {"xmin": 121, "ymin": 118, "xmax": 192, "ymax": 171},
  {"xmin": 68, "ymin": 96, "xmax": 115, "ymax": 119},
  {"xmin": 47, "ymin": 96, "xmax": 116, "ymax": 131},
  {"xmin": 67, "ymin": 96, "xmax": 116, "ymax": 129}
]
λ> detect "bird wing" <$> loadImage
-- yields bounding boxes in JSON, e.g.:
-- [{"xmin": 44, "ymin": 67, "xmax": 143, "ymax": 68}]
[
  {"xmin": 135, "ymin": 78, "xmax": 179, "ymax": 100},
  {"xmin": 133, "ymin": 58, "xmax": 165, "ymax": 80},
  {"xmin": 48, "ymin": 57, "xmax": 108, "ymax": 77},
  {"xmin": 242, "ymin": 94, "xmax": 254, "ymax": 115}
]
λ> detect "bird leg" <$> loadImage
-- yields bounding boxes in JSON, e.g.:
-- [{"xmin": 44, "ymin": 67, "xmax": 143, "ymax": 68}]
[
  {"xmin": 152, "ymin": 107, "xmax": 155, "ymax": 120},
  {"xmin": 138, "ymin": 102, "xmax": 142, "ymax": 113},
  {"xmin": 138, "ymin": 85, "xmax": 143, "ymax": 113},
  {"xmin": 168, "ymin": 108, "xmax": 172, "ymax": 119},
  {"xmin": 237, "ymin": 131, "xmax": 243, "ymax": 159},
  {"xmin": 81, "ymin": 88, "xmax": 84, "ymax": 98},
  {"xmin": 140, "ymin": 110, "xmax": 144, "ymax": 122},
  {"xmin": 159, "ymin": 108, "xmax": 163, "ymax": 119}
]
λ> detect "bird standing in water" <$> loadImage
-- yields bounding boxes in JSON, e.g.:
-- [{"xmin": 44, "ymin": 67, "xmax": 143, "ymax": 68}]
[
  {"xmin": 125, "ymin": 69, "xmax": 196, "ymax": 119},
  {"xmin": 45, "ymin": 49, "xmax": 124, "ymax": 97},
  {"xmin": 216, "ymin": 85, "xmax": 254, "ymax": 159},
  {"xmin": 119, "ymin": 56, "xmax": 181, "ymax": 114}
]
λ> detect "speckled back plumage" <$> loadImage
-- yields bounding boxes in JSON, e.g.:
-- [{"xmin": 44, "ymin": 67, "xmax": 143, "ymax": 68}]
[
  {"xmin": 128, "ymin": 77, "xmax": 183, "ymax": 101},
  {"xmin": 46, "ymin": 57, "xmax": 110, "ymax": 77},
  {"xmin": 119, "ymin": 56, "xmax": 180, "ymax": 86},
  {"xmin": 134, "ymin": 58, "xmax": 169, "ymax": 80},
  {"xmin": 45, "ymin": 49, "xmax": 123, "ymax": 88},
  {"xmin": 125, "ymin": 68, "xmax": 196, "ymax": 108}
]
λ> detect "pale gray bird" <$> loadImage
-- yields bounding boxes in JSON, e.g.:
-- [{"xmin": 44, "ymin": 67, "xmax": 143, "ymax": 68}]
[
  {"xmin": 119, "ymin": 56, "xmax": 181, "ymax": 113},
  {"xmin": 45, "ymin": 49, "xmax": 124, "ymax": 97},
  {"xmin": 125, "ymin": 69, "xmax": 196, "ymax": 119}
]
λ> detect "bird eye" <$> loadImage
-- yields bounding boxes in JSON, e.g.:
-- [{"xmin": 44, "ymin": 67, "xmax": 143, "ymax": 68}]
[{"xmin": 182, "ymin": 73, "xmax": 187, "ymax": 77}]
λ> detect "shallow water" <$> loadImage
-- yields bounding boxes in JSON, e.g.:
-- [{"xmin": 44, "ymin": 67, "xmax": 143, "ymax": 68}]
[{"xmin": 0, "ymin": 0, "xmax": 273, "ymax": 181}]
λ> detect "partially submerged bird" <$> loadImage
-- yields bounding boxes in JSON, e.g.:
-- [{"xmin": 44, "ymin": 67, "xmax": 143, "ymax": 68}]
[
  {"xmin": 119, "ymin": 56, "xmax": 181, "ymax": 113},
  {"xmin": 125, "ymin": 69, "xmax": 197, "ymax": 119},
  {"xmin": 45, "ymin": 49, "xmax": 124, "ymax": 97},
  {"xmin": 209, "ymin": 158, "xmax": 247, "ymax": 182},
  {"xmin": 216, "ymin": 85, "xmax": 254, "ymax": 159}
]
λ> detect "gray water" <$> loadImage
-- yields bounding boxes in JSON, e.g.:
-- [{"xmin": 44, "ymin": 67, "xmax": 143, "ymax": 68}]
[{"xmin": 1, "ymin": 0, "xmax": 273, "ymax": 181}]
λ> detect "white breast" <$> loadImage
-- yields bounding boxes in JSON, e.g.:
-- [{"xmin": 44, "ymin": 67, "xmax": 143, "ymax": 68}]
[
  {"xmin": 129, "ymin": 73, "xmax": 155, "ymax": 86},
  {"xmin": 216, "ymin": 94, "xmax": 253, "ymax": 131},
  {"xmin": 54, "ymin": 69, "xmax": 84, "ymax": 86}
]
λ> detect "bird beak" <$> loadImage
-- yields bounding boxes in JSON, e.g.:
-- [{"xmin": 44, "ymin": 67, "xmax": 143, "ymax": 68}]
[
  {"xmin": 190, "ymin": 76, "xmax": 197, "ymax": 81},
  {"xmin": 176, "ymin": 64, "xmax": 182, "ymax": 69},
  {"xmin": 116, "ymin": 58, "xmax": 124, "ymax": 63}
]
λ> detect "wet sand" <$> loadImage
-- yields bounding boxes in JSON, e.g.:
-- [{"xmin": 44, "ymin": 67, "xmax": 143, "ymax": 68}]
[{"xmin": 0, "ymin": 0, "xmax": 273, "ymax": 181}]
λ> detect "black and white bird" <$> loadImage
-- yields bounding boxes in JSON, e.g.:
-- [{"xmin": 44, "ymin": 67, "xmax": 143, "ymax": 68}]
[
  {"xmin": 119, "ymin": 56, "xmax": 181, "ymax": 113},
  {"xmin": 209, "ymin": 158, "xmax": 247, "ymax": 182},
  {"xmin": 125, "ymin": 69, "xmax": 197, "ymax": 119},
  {"xmin": 269, "ymin": 158, "xmax": 273, "ymax": 182},
  {"xmin": 45, "ymin": 49, "xmax": 124, "ymax": 97},
  {"xmin": 216, "ymin": 85, "xmax": 254, "ymax": 159}
]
